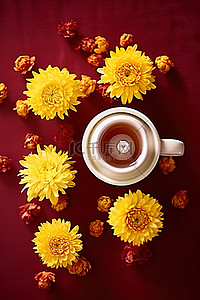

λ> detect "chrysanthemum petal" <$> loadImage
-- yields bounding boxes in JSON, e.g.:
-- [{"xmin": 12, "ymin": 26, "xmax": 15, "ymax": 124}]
[
  {"xmin": 24, "ymin": 66, "xmax": 84, "ymax": 120},
  {"xmin": 32, "ymin": 219, "xmax": 83, "ymax": 268},
  {"xmin": 18, "ymin": 145, "xmax": 77, "ymax": 205},
  {"xmin": 97, "ymin": 45, "xmax": 156, "ymax": 104},
  {"xmin": 108, "ymin": 190, "xmax": 163, "ymax": 246}
]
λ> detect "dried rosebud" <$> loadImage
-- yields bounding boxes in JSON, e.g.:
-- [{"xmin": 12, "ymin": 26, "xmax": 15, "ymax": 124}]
[
  {"xmin": 13, "ymin": 100, "xmax": 29, "ymax": 119},
  {"xmin": 0, "ymin": 83, "xmax": 8, "ymax": 103},
  {"xmin": 159, "ymin": 156, "xmax": 176, "ymax": 175},
  {"xmin": 96, "ymin": 83, "xmax": 118, "ymax": 103},
  {"xmin": 120, "ymin": 33, "xmax": 134, "ymax": 47},
  {"xmin": 94, "ymin": 36, "xmax": 109, "ymax": 54},
  {"xmin": 87, "ymin": 53, "xmax": 104, "ymax": 68},
  {"xmin": 24, "ymin": 133, "xmax": 41, "ymax": 150},
  {"xmin": 67, "ymin": 256, "xmax": 92, "ymax": 276},
  {"xmin": 51, "ymin": 194, "xmax": 68, "ymax": 211},
  {"xmin": 79, "ymin": 75, "xmax": 96, "ymax": 98},
  {"xmin": 57, "ymin": 20, "xmax": 77, "ymax": 38},
  {"xmin": 19, "ymin": 203, "xmax": 41, "ymax": 225},
  {"xmin": 75, "ymin": 37, "xmax": 95, "ymax": 53},
  {"xmin": 0, "ymin": 155, "xmax": 13, "ymax": 173},
  {"xmin": 97, "ymin": 196, "xmax": 113, "ymax": 212},
  {"xmin": 54, "ymin": 123, "xmax": 74, "ymax": 145},
  {"xmin": 155, "ymin": 55, "xmax": 174, "ymax": 74},
  {"xmin": 34, "ymin": 271, "xmax": 55, "ymax": 290},
  {"xmin": 121, "ymin": 243, "xmax": 152, "ymax": 266},
  {"xmin": 172, "ymin": 190, "xmax": 189, "ymax": 209},
  {"xmin": 14, "ymin": 55, "xmax": 35, "ymax": 74},
  {"xmin": 89, "ymin": 219, "xmax": 104, "ymax": 237}
]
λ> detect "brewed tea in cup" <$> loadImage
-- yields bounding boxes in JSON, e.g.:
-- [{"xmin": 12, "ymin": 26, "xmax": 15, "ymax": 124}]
[{"xmin": 82, "ymin": 107, "xmax": 184, "ymax": 186}]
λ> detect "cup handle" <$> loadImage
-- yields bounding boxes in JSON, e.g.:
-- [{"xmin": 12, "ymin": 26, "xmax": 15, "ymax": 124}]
[{"xmin": 160, "ymin": 139, "xmax": 185, "ymax": 156}]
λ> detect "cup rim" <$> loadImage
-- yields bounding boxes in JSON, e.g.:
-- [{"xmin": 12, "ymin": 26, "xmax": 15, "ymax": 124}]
[{"xmin": 82, "ymin": 107, "xmax": 161, "ymax": 186}]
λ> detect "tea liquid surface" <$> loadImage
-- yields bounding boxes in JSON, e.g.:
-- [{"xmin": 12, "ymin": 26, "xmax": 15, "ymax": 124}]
[{"xmin": 99, "ymin": 122, "xmax": 143, "ymax": 168}]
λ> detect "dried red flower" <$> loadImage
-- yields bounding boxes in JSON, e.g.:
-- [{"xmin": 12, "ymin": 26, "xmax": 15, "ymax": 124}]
[
  {"xmin": 172, "ymin": 190, "xmax": 189, "ymax": 209},
  {"xmin": 34, "ymin": 271, "xmax": 55, "ymax": 290},
  {"xmin": 75, "ymin": 37, "xmax": 95, "ymax": 53},
  {"xmin": 19, "ymin": 203, "xmax": 41, "ymax": 225},
  {"xmin": 67, "ymin": 256, "xmax": 92, "ymax": 276},
  {"xmin": 159, "ymin": 156, "xmax": 176, "ymax": 175},
  {"xmin": 89, "ymin": 219, "xmax": 104, "ymax": 237},
  {"xmin": 24, "ymin": 133, "xmax": 41, "ymax": 150},
  {"xmin": 51, "ymin": 194, "xmax": 69, "ymax": 211},
  {"xmin": 0, "ymin": 155, "xmax": 13, "ymax": 173},
  {"xmin": 96, "ymin": 83, "xmax": 118, "ymax": 103},
  {"xmin": 0, "ymin": 83, "xmax": 8, "ymax": 103},
  {"xmin": 54, "ymin": 123, "xmax": 75, "ymax": 145},
  {"xmin": 97, "ymin": 196, "xmax": 113, "ymax": 212},
  {"xmin": 57, "ymin": 20, "xmax": 77, "ymax": 38},
  {"xmin": 87, "ymin": 53, "xmax": 104, "ymax": 68},
  {"xmin": 120, "ymin": 33, "xmax": 134, "ymax": 47},
  {"xmin": 121, "ymin": 243, "xmax": 152, "ymax": 265},
  {"xmin": 14, "ymin": 55, "xmax": 35, "ymax": 74}
]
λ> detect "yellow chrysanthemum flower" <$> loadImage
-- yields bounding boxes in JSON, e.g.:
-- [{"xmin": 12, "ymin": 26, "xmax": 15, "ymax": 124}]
[
  {"xmin": 107, "ymin": 190, "xmax": 163, "ymax": 246},
  {"xmin": 24, "ymin": 65, "xmax": 83, "ymax": 120},
  {"xmin": 18, "ymin": 144, "xmax": 77, "ymax": 205},
  {"xmin": 32, "ymin": 219, "xmax": 83, "ymax": 268},
  {"xmin": 97, "ymin": 45, "xmax": 156, "ymax": 104}
]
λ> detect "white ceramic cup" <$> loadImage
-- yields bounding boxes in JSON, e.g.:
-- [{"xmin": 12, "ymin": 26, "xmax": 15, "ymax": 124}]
[{"xmin": 82, "ymin": 107, "xmax": 184, "ymax": 186}]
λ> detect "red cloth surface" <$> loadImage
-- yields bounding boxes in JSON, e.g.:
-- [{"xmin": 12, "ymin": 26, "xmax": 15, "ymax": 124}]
[{"xmin": 0, "ymin": 0, "xmax": 199, "ymax": 299}]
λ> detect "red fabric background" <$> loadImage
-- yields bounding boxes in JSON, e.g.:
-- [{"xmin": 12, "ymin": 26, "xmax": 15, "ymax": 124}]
[{"xmin": 0, "ymin": 0, "xmax": 199, "ymax": 299}]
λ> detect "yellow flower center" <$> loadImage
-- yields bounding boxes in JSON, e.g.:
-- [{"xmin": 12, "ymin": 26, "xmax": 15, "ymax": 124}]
[
  {"xmin": 126, "ymin": 206, "xmax": 150, "ymax": 231},
  {"xmin": 39, "ymin": 162, "xmax": 56, "ymax": 181},
  {"xmin": 115, "ymin": 62, "xmax": 141, "ymax": 86},
  {"xmin": 48, "ymin": 236, "xmax": 69, "ymax": 255},
  {"xmin": 42, "ymin": 84, "xmax": 63, "ymax": 107}
]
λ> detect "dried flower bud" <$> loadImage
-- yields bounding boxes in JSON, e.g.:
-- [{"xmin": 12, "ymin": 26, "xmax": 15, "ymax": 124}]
[
  {"xmin": 159, "ymin": 156, "xmax": 176, "ymax": 175},
  {"xmin": 87, "ymin": 53, "xmax": 104, "ymax": 68},
  {"xmin": 79, "ymin": 75, "xmax": 96, "ymax": 98},
  {"xmin": 67, "ymin": 256, "xmax": 92, "ymax": 276},
  {"xmin": 97, "ymin": 196, "xmax": 113, "ymax": 212},
  {"xmin": 96, "ymin": 83, "xmax": 118, "ymax": 103},
  {"xmin": 75, "ymin": 37, "xmax": 95, "ymax": 53},
  {"xmin": 0, "ymin": 83, "xmax": 8, "ymax": 103},
  {"xmin": 155, "ymin": 55, "xmax": 174, "ymax": 74},
  {"xmin": 51, "ymin": 194, "xmax": 68, "ymax": 211},
  {"xmin": 121, "ymin": 243, "xmax": 152, "ymax": 265},
  {"xmin": 0, "ymin": 155, "xmax": 13, "ymax": 173},
  {"xmin": 54, "ymin": 123, "xmax": 74, "ymax": 145},
  {"xmin": 14, "ymin": 55, "xmax": 35, "ymax": 74},
  {"xmin": 34, "ymin": 271, "xmax": 55, "ymax": 290},
  {"xmin": 24, "ymin": 133, "xmax": 41, "ymax": 150},
  {"xmin": 94, "ymin": 36, "xmax": 109, "ymax": 54},
  {"xmin": 172, "ymin": 190, "xmax": 189, "ymax": 209},
  {"xmin": 13, "ymin": 100, "xmax": 29, "ymax": 119},
  {"xmin": 120, "ymin": 33, "xmax": 134, "ymax": 47},
  {"xmin": 19, "ymin": 203, "xmax": 41, "ymax": 225},
  {"xmin": 89, "ymin": 219, "xmax": 104, "ymax": 237},
  {"xmin": 57, "ymin": 20, "xmax": 77, "ymax": 38}
]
